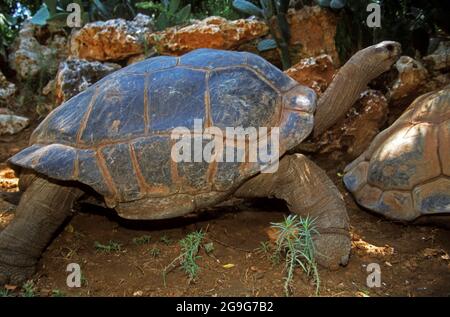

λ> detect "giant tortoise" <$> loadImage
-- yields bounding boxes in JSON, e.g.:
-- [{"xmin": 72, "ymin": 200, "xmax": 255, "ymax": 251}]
[
  {"xmin": 344, "ymin": 85, "xmax": 450, "ymax": 222},
  {"xmin": 0, "ymin": 41, "xmax": 401, "ymax": 285}
]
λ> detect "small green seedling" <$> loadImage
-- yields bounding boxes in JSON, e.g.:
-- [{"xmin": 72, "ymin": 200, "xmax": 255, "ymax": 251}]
[
  {"xmin": 0, "ymin": 288, "xmax": 10, "ymax": 297},
  {"xmin": 271, "ymin": 215, "xmax": 320, "ymax": 296},
  {"xmin": 51, "ymin": 289, "xmax": 65, "ymax": 297},
  {"xmin": 133, "ymin": 235, "xmax": 152, "ymax": 246},
  {"xmin": 94, "ymin": 240, "xmax": 122, "ymax": 252},
  {"xmin": 160, "ymin": 235, "xmax": 173, "ymax": 245},
  {"xmin": 203, "ymin": 242, "xmax": 215, "ymax": 254},
  {"xmin": 149, "ymin": 247, "xmax": 161, "ymax": 257},
  {"xmin": 256, "ymin": 241, "xmax": 272, "ymax": 258},
  {"xmin": 163, "ymin": 230, "xmax": 205, "ymax": 285},
  {"xmin": 21, "ymin": 280, "xmax": 36, "ymax": 297}
]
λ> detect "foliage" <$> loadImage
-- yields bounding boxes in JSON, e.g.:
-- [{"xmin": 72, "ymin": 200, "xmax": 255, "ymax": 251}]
[
  {"xmin": 329, "ymin": 0, "xmax": 450, "ymax": 62},
  {"xmin": 232, "ymin": 0, "xmax": 291, "ymax": 69},
  {"xmin": 192, "ymin": 0, "xmax": 243, "ymax": 20},
  {"xmin": 0, "ymin": 13, "xmax": 17, "ymax": 61},
  {"xmin": 94, "ymin": 240, "xmax": 122, "ymax": 252},
  {"xmin": 0, "ymin": 288, "xmax": 11, "ymax": 297},
  {"xmin": 136, "ymin": 0, "xmax": 191, "ymax": 31},
  {"xmin": 21, "ymin": 280, "xmax": 36, "ymax": 297},
  {"xmin": 271, "ymin": 215, "xmax": 320, "ymax": 296},
  {"xmin": 149, "ymin": 247, "xmax": 161, "ymax": 257},
  {"xmin": 132, "ymin": 234, "xmax": 152, "ymax": 245},
  {"xmin": 163, "ymin": 230, "xmax": 205, "ymax": 285},
  {"xmin": 29, "ymin": 0, "xmax": 138, "ymax": 28}
]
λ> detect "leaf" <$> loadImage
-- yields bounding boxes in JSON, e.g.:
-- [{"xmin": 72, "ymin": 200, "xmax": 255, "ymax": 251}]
[
  {"xmin": 232, "ymin": 0, "xmax": 263, "ymax": 18},
  {"xmin": 30, "ymin": 6, "xmax": 50, "ymax": 26},
  {"xmin": 168, "ymin": 0, "xmax": 180, "ymax": 15},
  {"xmin": 330, "ymin": 0, "xmax": 346, "ymax": 10},
  {"xmin": 257, "ymin": 38, "xmax": 278, "ymax": 51},
  {"xmin": 155, "ymin": 11, "xmax": 169, "ymax": 30},
  {"xmin": 222, "ymin": 263, "xmax": 235, "ymax": 269},
  {"xmin": 317, "ymin": 0, "xmax": 331, "ymax": 7},
  {"xmin": 175, "ymin": 4, "xmax": 191, "ymax": 24},
  {"xmin": 93, "ymin": 0, "xmax": 111, "ymax": 19}
]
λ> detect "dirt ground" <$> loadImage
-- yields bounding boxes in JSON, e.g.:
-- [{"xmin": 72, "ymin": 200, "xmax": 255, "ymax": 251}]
[{"xmin": 0, "ymin": 120, "xmax": 449, "ymax": 297}]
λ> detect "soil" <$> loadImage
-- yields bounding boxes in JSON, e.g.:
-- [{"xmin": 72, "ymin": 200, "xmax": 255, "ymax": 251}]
[{"xmin": 1, "ymin": 119, "xmax": 449, "ymax": 297}]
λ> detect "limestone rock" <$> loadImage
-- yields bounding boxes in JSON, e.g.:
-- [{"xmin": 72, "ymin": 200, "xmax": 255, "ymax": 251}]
[
  {"xmin": 0, "ymin": 114, "xmax": 30, "ymax": 135},
  {"xmin": 149, "ymin": 16, "xmax": 269, "ymax": 55},
  {"xmin": 285, "ymin": 54, "xmax": 335, "ymax": 95},
  {"xmin": 388, "ymin": 56, "xmax": 429, "ymax": 105},
  {"xmin": 0, "ymin": 71, "xmax": 16, "ymax": 104},
  {"xmin": 8, "ymin": 23, "xmax": 54, "ymax": 79},
  {"xmin": 423, "ymin": 41, "xmax": 450, "ymax": 71},
  {"xmin": 70, "ymin": 14, "xmax": 153, "ymax": 61},
  {"xmin": 55, "ymin": 59, "xmax": 121, "ymax": 104}
]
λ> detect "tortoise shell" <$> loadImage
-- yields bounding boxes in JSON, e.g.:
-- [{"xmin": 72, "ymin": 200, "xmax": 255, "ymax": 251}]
[
  {"xmin": 9, "ymin": 49, "xmax": 316, "ymax": 218},
  {"xmin": 343, "ymin": 85, "xmax": 450, "ymax": 221}
]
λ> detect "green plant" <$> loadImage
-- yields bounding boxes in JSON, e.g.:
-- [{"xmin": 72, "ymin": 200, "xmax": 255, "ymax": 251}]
[
  {"xmin": 132, "ymin": 234, "xmax": 152, "ymax": 245},
  {"xmin": 136, "ymin": 0, "xmax": 191, "ymax": 31},
  {"xmin": 163, "ymin": 230, "xmax": 205, "ymax": 285},
  {"xmin": 21, "ymin": 280, "xmax": 36, "ymax": 297},
  {"xmin": 255, "ymin": 240, "xmax": 272, "ymax": 259},
  {"xmin": 233, "ymin": 0, "xmax": 291, "ymax": 69},
  {"xmin": 149, "ymin": 247, "xmax": 161, "ymax": 257},
  {"xmin": 271, "ymin": 215, "xmax": 320, "ymax": 296},
  {"xmin": 94, "ymin": 240, "xmax": 122, "ymax": 252},
  {"xmin": 328, "ymin": 0, "xmax": 450, "ymax": 61},
  {"xmin": 30, "ymin": 0, "xmax": 138, "ymax": 28},
  {"xmin": 194, "ymin": 0, "xmax": 243, "ymax": 20},
  {"xmin": 0, "ymin": 288, "xmax": 11, "ymax": 297},
  {"xmin": 51, "ymin": 289, "xmax": 65, "ymax": 297},
  {"xmin": 160, "ymin": 235, "xmax": 173, "ymax": 245}
]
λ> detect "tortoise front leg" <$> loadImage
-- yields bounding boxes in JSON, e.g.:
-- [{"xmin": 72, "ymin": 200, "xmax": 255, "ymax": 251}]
[
  {"xmin": 0, "ymin": 175, "xmax": 82, "ymax": 285},
  {"xmin": 235, "ymin": 154, "xmax": 351, "ymax": 269}
]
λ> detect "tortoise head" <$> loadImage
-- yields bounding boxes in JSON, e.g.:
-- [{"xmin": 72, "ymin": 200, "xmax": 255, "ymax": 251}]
[
  {"xmin": 313, "ymin": 41, "xmax": 401, "ymax": 137},
  {"xmin": 358, "ymin": 41, "xmax": 402, "ymax": 78}
]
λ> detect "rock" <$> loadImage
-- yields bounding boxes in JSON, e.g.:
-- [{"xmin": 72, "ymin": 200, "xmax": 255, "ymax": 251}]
[
  {"xmin": 0, "ymin": 71, "xmax": 16, "ymax": 104},
  {"xmin": 55, "ymin": 58, "xmax": 121, "ymax": 104},
  {"xmin": 70, "ymin": 14, "xmax": 153, "ymax": 61},
  {"xmin": 305, "ymin": 90, "xmax": 389, "ymax": 161},
  {"xmin": 8, "ymin": 23, "xmax": 55, "ymax": 79},
  {"xmin": 127, "ymin": 54, "xmax": 146, "ymax": 66},
  {"xmin": 149, "ymin": 16, "xmax": 269, "ymax": 55},
  {"xmin": 388, "ymin": 56, "xmax": 428, "ymax": 105},
  {"xmin": 42, "ymin": 79, "xmax": 55, "ymax": 96},
  {"xmin": 284, "ymin": 54, "xmax": 336, "ymax": 95},
  {"xmin": 287, "ymin": 6, "xmax": 339, "ymax": 65},
  {"xmin": 423, "ymin": 41, "xmax": 450, "ymax": 71},
  {"xmin": 0, "ymin": 114, "xmax": 30, "ymax": 135}
]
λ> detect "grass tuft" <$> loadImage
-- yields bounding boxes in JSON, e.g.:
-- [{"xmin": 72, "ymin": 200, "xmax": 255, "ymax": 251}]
[
  {"xmin": 163, "ymin": 230, "xmax": 205, "ymax": 285},
  {"xmin": 271, "ymin": 215, "xmax": 320, "ymax": 296},
  {"xmin": 94, "ymin": 240, "xmax": 122, "ymax": 252}
]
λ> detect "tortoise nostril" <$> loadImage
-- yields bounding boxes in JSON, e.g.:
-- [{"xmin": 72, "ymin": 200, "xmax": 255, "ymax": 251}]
[{"xmin": 386, "ymin": 44, "xmax": 394, "ymax": 52}]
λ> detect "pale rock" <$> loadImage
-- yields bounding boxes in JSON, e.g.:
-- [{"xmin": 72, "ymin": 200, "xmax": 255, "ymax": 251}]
[
  {"xmin": 55, "ymin": 58, "xmax": 121, "ymax": 104},
  {"xmin": 70, "ymin": 14, "xmax": 153, "ymax": 61},
  {"xmin": 0, "ymin": 114, "xmax": 30, "ymax": 135},
  {"xmin": 149, "ymin": 16, "xmax": 268, "ymax": 55}
]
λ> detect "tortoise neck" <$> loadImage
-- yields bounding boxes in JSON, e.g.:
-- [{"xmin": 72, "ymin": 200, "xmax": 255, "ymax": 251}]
[{"xmin": 313, "ymin": 52, "xmax": 382, "ymax": 137}]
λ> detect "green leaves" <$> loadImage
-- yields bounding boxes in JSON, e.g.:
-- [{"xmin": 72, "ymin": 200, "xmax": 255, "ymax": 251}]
[
  {"xmin": 30, "ymin": 5, "xmax": 50, "ymax": 26},
  {"xmin": 233, "ymin": 0, "xmax": 292, "ymax": 69},
  {"xmin": 317, "ymin": 0, "xmax": 346, "ymax": 10},
  {"xmin": 139, "ymin": 0, "xmax": 191, "ymax": 31}
]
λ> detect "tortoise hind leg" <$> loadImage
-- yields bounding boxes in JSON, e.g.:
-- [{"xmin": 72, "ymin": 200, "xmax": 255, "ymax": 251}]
[
  {"xmin": 0, "ymin": 175, "xmax": 82, "ymax": 285},
  {"xmin": 235, "ymin": 154, "xmax": 351, "ymax": 269}
]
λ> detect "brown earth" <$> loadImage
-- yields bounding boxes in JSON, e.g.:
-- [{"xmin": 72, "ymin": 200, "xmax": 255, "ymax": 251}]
[{"xmin": 0, "ymin": 119, "xmax": 449, "ymax": 297}]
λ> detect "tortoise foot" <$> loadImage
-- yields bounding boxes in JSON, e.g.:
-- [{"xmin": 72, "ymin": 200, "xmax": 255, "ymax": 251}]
[
  {"xmin": 314, "ymin": 230, "xmax": 351, "ymax": 270},
  {"xmin": 0, "ymin": 261, "xmax": 35, "ymax": 286}
]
